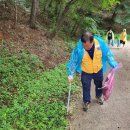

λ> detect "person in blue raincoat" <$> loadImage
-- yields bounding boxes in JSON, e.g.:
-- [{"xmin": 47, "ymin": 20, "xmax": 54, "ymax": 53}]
[{"xmin": 67, "ymin": 32, "xmax": 118, "ymax": 111}]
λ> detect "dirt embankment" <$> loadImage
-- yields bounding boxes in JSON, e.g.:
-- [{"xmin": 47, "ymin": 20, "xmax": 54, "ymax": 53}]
[
  {"xmin": 0, "ymin": 2, "xmax": 70, "ymax": 68},
  {"xmin": 1, "ymin": 23, "xmax": 69, "ymax": 68}
]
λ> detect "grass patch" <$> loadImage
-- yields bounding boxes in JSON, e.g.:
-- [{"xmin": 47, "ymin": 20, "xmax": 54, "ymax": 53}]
[{"xmin": 0, "ymin": 47, "xmax": 79, "ymax": 130}]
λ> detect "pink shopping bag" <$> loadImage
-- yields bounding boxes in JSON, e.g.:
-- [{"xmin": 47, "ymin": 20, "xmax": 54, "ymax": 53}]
[{"xmin": 103, "ymin": 63, "xmax": 123, "ymax": 101}]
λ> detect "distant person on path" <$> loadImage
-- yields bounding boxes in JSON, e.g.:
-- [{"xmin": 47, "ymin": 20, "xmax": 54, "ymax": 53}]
[
  {"xmin": 106, "ymin": 28, "xmax": 114, "ymax": 46},
  {"xmin": 67, "ymin": 32, "xmax": 118, "ymax": 111},
  {"xmin": 120, "ymin": 29, "xmax": 127, "ymax": 47}
]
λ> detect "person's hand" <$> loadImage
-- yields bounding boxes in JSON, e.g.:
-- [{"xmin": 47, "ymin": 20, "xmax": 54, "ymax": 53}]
[{"xmin": 68, "ymin": 75, "xmax": 73, "ymax": 84}]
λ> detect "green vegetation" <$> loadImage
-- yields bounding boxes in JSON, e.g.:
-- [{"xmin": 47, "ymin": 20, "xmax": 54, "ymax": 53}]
[
  {"xmin": 114, "ymin": 0, "xmax": 130, "ymax": 26},
  {"xmin": 6, "ymin": 0, "xmax": 120, "ymax": 37},
  {"xmin": 0, "ymin": 0, "xmax": 129, "ymax": 129},
  {"xmin": 0, "ymin": 46, "xmax": 79, "ymax": 130}
]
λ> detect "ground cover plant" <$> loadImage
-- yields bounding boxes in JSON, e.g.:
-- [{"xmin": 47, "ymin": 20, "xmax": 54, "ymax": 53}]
[{"xmin": 0, "ymin": 45, "xmax": 79, "ymax": 130}]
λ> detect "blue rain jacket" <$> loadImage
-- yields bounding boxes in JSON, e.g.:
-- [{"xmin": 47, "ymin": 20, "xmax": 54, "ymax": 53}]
[{"xmin": 66, "ymin": 35, "xmax": 118, "ymax": 75}]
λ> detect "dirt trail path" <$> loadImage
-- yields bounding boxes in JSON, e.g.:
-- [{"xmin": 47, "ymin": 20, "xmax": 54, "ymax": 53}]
[{"xmin": 69, "ymin": 43, "xmax": 130, "ymax": 130}]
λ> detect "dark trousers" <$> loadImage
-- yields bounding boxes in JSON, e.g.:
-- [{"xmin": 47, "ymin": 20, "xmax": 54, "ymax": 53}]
[
  {"xmin": 120, "ymin": 40, "xmax": 125, "ymax": 46},
  {"xmin": 108, "ymin": 39, "xmax": 112, "ymax": 45},
  {"xmin": 81, "ymin": 69, "xmax": 103, "ymax": 103}
]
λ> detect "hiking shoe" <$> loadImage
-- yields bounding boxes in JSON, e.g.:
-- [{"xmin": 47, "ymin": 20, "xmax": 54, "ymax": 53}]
[
  {"xmin": 96, "ymin": 97, "xmax": 103, "ymax": 105},
  {"xmin": 83, "ymin": 102, "xmax": 90, "ymax": 111}
]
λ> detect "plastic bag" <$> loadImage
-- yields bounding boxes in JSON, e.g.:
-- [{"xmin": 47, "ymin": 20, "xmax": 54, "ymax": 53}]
[{"xmin": 103, "ymin": 63, "xmax": 123, "ymax": 101}]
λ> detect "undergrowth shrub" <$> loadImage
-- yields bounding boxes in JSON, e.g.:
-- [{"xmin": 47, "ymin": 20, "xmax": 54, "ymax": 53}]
[{"xmin": 0, "ymin": 48, "xmax": 79, "ymax": 130}]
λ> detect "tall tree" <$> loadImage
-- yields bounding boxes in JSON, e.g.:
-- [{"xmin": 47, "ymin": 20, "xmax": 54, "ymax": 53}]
[
  {"xmin": 48, "ymin": 0, "xmax": 78, "ymax": 39},
  {"xmin": 14, "ymin": 0, "xmax": 17, "ymax": 27},
  {"xmin": 57, "ymin": 0, "xmax": 77, "ymax": 28},
  {"xmin": 30, "ymin": 0, "xmax": 39, "ymax": 28}
]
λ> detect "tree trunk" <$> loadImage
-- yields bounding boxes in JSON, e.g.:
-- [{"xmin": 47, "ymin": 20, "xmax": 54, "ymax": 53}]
[
  {"xmin": 57, "ymin": 0, "xmax": 77, "ymax": 29},
  {"xmin": 109, "ymin": 2, "xmax": 123, "ymax": 29},
  {"xmin": 55, "ymin": 0, "xmax": 62, "ymax": 21},
  {"xmin": 111, "ymin": 4, "xmax": 119, "ymax": 24},
  {"xmin": 48, "ymin": 0, "xmax": 78, "ymax": 39},
  {"xmin": 14, "ymin": 0, "xmax": 17, "ymax": 27},
  {"xmin": 44, "ymin": 0, "xmax": 53, "ymax": 13},
  {"xmin": 71, "ymin": 22, "xmax": 78, "ymax": 36},
  {"xmin": 30, "ymin": 0, "xmax": 39, "ymax": 29}
]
